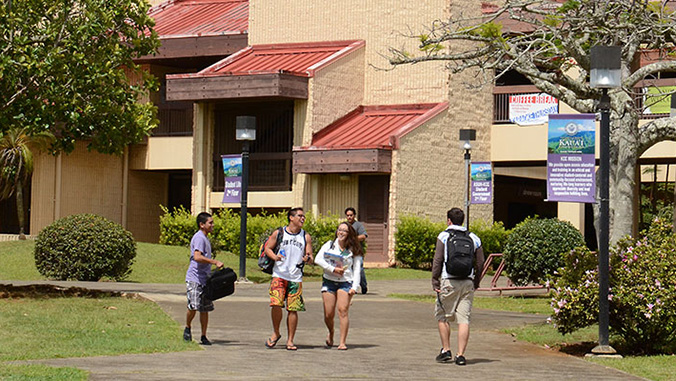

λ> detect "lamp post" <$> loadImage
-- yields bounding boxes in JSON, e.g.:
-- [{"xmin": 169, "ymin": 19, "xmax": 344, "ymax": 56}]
[
  {"xmin": 590, "ymin": 45, "xmax": 621, "ymax": 355},
  {"xmin": 459, "ymin": 129, "xmax": 476, "ymax": 228},
  {"xmin": 235, "ymin": 116, "xmax": 256, "ymax": 282}
]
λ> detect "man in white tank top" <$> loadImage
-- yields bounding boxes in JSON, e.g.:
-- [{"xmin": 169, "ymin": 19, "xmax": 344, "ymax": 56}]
[{"xmin": 263, "ymin": 207, "xmax": 313, "ymax": 351}]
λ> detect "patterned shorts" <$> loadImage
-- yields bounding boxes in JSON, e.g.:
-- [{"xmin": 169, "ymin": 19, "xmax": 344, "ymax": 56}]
[
  {"xmin": 269, "ymin": 277, "xmax": 305, "ymax": 312},
  {"xmin": 186, "ymin": 281, "xmax": 214, "ymax": 312}
]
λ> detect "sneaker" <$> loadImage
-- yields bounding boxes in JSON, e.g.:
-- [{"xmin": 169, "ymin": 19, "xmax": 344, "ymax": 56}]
[
  {"xmin": 435, "ymin": 348, "xmax": 452, "ymax": 363},
  {"xmin": 183, "ymin": 327, "xmax": 192, "ymax": 342},
  {"xmin": 455, "ymin": 355, "xmax": 466, "ymax": 366},
  {"xmin": 200, "ymin": 336, "xmax": 212, "ymax": 345}
]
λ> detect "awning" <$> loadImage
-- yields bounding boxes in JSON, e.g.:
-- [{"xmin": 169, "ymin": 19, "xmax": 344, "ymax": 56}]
[
  {"xmin": 165, "ymin": 40, "xmax": 364, "ymax": 101},
  {"xmin": 139, "ymin": 0, "xmax": 248, "ymax": 61},
  {"xmin": 293, "ymin": 103, "xmax": 448, "ymax": 173}
]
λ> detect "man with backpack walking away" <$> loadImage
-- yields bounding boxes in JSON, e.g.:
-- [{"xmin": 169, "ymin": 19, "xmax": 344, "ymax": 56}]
[
  {"xmin": 431, "ymin": 208, "xmax": 484, "ymax": 365},
  {"xmin": 263, "ymin": 207, "xmax": 313, "ymax": 351}
]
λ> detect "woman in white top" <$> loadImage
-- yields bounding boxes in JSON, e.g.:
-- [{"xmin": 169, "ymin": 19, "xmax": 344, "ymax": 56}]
[{"xmin": 314, "ymin": 222, "xmax": 363, "ymax": 350}]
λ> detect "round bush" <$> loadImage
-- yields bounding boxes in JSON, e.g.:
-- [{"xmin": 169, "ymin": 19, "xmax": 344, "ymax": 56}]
[
  {"xmin": 35, "ymin": 214, "xmax": 136, "ymax": 281},
  {"xmin": 503, "ymin": 217, "xmax": 585, "ymax": 285}
]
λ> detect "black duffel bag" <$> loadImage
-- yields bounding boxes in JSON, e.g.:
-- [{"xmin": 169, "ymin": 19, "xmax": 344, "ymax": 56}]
[{"xmin": 204, "ymin": 267, "xmax": 237, "ymax": 301}]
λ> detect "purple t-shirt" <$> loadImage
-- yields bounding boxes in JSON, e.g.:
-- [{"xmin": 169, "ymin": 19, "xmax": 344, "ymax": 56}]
[{"xmin": 185, "ymin": 230, "xmax": 212, "ymax": 285}]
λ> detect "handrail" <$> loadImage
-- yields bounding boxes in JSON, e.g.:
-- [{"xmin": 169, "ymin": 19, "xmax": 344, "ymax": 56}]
[{"xmin": 476, "ymin": 253, "xmax": 547, "ymax": 295}]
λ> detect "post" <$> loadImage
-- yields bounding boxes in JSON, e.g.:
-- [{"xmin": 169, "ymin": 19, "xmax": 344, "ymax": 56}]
[
  {"xmin": 464, "ymin": 146, "xmax": 471, "ymax": 228},
  {"xmin": 594, "ymin": 89, "xmax": 613, "ymax": 352},
  {"xmin": 239, "ymin": 141, "xmax": 250, "ymax": 281}
]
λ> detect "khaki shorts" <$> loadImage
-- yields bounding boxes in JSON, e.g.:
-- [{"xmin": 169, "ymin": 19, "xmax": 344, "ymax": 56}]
[{"xmin": 434, "ymin": 278, "xmax": 474, "ymax": 324}]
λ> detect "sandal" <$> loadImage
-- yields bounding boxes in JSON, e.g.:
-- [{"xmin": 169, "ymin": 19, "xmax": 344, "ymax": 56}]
[
  {"xmin": 265, "ymin": 335, "xmax": 282, "ymax": 348},
  {"xmin": 337, "ymin": 345, "xmax": 348, "ymax": 350},
  {"xmin": 325, "ymin": 334, "xmax": 334, "ymax": 348},
  {"xmin": 286, "ymin": 344, "xmax": 298, "ymax": 351}
]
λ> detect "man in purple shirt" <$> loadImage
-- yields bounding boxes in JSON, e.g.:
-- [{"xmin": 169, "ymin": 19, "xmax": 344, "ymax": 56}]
[{"xmin": 184, "ymin": 212, "xmax": 223, "ymax": 345}]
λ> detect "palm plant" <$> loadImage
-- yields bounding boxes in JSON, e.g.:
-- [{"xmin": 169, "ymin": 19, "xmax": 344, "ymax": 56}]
[{"xmin": 0, "ymin": 127, "xmax": 54, "ymax": 239}]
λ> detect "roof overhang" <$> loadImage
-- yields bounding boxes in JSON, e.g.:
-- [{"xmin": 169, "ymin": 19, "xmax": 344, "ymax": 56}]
[
  {"xmin": 293, "ymin": 148, "xmax": 392, "ymax": 174},
  {"xmin": 165, "ymin": 40, "xmax": 363, "ymax": 101},
  {"xmin": 137, "ymin": 33, "xmax": 248, "ymax": 62},
  {"xmin": 166, "ymin": 72, "xmax": 308, "ymax": 101}
]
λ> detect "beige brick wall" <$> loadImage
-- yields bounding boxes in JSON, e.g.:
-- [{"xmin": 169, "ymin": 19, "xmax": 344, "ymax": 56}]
[
  {"xmin": 249, "ymin": 0, "xmax": 450, "ymax": 105},
  {"xmin": 30, "ymin": 153, "xmax": 57, "ymax": 234},
  {"xmin": 306, "ymin": 47, "xmax": 365, "ymax": 141},
  {"xmin": 127, "ymin": 170, "xmax": 168, "ymax": 243}
]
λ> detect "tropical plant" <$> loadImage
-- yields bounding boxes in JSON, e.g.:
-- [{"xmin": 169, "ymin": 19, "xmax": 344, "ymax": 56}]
[{"xmin": 0, "ymin": 127, "xmax": 54, "ymax": 238}]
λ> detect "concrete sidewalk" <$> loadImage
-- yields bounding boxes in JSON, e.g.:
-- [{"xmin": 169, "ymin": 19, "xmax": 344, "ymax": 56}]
[{"xmin": 4, "ymin": 279, "xmax": 642, "ymax": 380}]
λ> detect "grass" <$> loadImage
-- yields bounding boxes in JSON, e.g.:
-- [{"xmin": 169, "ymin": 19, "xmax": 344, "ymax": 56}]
[
  {"xmin": 389, "ymin": 293, "xmax": 553, "ymax": 315},
  {"xmin": 0, "ymin": 364, "xmax": 88, "ymax": 380},
  {"xmin": 0, "ymin": 240, "xmax": 430, "ymax": 284},
  {"xmin": 589, "ymin": 355, "xmax": 676, "ymax": 381},
  {"xmin": 0, "ymin": 296, "xmax": 199, "ymax": 361}
]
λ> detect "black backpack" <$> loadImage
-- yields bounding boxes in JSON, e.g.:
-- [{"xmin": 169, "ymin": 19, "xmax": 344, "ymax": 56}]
[
  {"xmin": 445, "ymin": 229, "xmax": 475, "ymax": 278},
  {"xmin": 257, "ymin": 227, "xmax": 284, "ymax": 274}
]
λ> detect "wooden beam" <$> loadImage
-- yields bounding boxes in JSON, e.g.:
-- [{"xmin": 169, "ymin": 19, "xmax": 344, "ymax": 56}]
[
  {"xmin": 293, "ymin": 149, "xmax": 392, "ymax": 173},
  {"xmin": 139, "ymin": 35, "xmax": 248, "ymax": 61},
  {"xmin": 166, "ymin": 73, "xmax": 309, "ymax": 101}
]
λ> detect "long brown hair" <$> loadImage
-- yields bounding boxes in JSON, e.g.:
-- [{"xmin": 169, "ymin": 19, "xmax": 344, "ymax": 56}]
[{"xmin": 336, "ymin": 222, "xmax": 363, "ymax": 257}]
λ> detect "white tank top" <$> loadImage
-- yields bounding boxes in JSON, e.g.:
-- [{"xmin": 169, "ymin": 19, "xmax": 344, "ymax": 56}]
[{"xmin": 272, "ymin": 227, "xmax": 307, "ymax": 282}]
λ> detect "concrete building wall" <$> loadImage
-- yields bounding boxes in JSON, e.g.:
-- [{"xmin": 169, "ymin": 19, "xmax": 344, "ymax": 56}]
[
  {"xmin": 30, "ymin": 153, "xmax": 58, "ymax": 233},
  {"xmin": 249, "ymin": 0, "xmax": 449, "ymax": 105},
  {"xmin": 126, "ymin": 170, "xmax": 168, "ymax": 243}
]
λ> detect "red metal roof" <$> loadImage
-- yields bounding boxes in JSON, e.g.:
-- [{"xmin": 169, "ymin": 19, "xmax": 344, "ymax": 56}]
[
  {"xmin": 303, "ymin": 103, "xmax": 449, "ymax": 150},
  {"xmin": 191, "ymin": 40, "xmax": 365, "ymax": 77},
  {"xmin": 149, "ymin": 0, "xmax": 248, "ymax": 38}
]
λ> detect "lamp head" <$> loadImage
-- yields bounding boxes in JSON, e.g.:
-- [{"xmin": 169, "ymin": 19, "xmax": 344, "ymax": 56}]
[
  {"xmin": 590, "ymin": 46, "xmax": 622, "ymax": 89},
  {"xmin": 235, "ymin": 116, "xmax": 257, "ymax": 141},
  {"xmin": 463, "ymin": 141, "xmax": 471, "ymax": 150}
]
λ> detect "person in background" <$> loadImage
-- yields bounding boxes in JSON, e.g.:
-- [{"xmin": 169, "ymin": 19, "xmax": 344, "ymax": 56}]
[
  {"xmin": 184, "ymin": 212, "xmax": 223, "ymax": 346},
  {"xmin": 345, "ymin": 207, "xmax": 368, "ymax": 294},
  {"xmin": 314, "ymin": 222, "xmax": 363, "ymax": 350},
  {"xmin": 264, "ymin": 207, "xmax": 313, "ymax": 351}
]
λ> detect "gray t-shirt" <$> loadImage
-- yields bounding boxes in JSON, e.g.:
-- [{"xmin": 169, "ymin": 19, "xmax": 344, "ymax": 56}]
[
  {"xmin": 185, "ymin": 230, "xmax": 212, "ymax": 285},
  {"xmin": 350, "ymin": 220, "xmax": 367, "ymax": 252}
]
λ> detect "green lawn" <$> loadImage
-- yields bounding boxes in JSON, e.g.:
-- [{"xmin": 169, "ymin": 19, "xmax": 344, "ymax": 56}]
[
  {"xmin": 0, "ymin": 294, "xmax": 198, "ymax": 379},
  {"xmin": 0, "ymin": 240, "xmax": 430, "ymax": 283}
]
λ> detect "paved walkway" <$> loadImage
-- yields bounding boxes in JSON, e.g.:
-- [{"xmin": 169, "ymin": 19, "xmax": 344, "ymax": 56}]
[{"xmin": 4, "ymin": 279, "xmax": 642, "ymax": 380}]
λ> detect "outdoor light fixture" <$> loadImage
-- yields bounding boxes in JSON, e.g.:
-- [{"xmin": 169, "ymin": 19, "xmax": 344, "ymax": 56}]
[
  {"xmin": 459, "ymin": 129, "xmax": 476, "ymax": 228},
  {"xmin": 235, "ymin": 116, "xmax": 257, "ymax": 282},
  {"xmin": 590, "ymin": 46, "xmax": 622, "ymax": 89},
  {"xmin": 589, "ymin": 45, "xmax": 621, "ymax": 356}
]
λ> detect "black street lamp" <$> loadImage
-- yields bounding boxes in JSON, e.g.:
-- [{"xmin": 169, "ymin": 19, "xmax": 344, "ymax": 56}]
[
  {"xmin": 235, "ymin": 116, "xmax": 256, "ymax": 282},
  {"xmin": 459, "ymin": 129, "xmax": 476, "ymax": 228},
  {"xmin": 589, "ymin": 45, "xmax": 621, "ymax": 355}
]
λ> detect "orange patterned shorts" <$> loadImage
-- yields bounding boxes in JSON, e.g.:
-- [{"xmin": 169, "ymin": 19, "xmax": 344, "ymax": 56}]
[{"xmin": 269, "ymin": 277, "xmax": 305, "ymax": 312}]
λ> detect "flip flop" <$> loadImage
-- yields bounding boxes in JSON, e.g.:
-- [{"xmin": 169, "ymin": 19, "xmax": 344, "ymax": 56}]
[
  {"xmin": 337, "ymin": 345, "xmax": 348, "ymax": 350},
  {"xmin": 325, "ymin": 339, "xmax": 333, "ymax": 348},
  {"xmin": 286, "ymin": 344, "xmax": 298, "ymax": 351},
  {"xmin": 265, "ymin": 335, "xmax": 281, "ymax": 348}
]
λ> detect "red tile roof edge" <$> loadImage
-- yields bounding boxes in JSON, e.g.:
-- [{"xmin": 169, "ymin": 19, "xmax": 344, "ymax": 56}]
[
  {"xmin": 149, "ymin": 0, "xmax": 246, "ymax": 16},
  {"xmin": 158, "ymin": 31, "xmax": 247, "ymax": 39},
  {"xmin": 389, "ymin": 102, "xmax": 448, "ymax": 149},
  {"xmin": 167, "ymin": 40, "xmax": 364, "ymax": 79},
  {"xmin": 298, "ymin": 102, "xmax": 449, "ymax": 151}
]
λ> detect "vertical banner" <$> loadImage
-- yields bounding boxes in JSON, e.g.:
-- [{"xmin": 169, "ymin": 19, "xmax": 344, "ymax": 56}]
[
  {"xmin": 470, "ymin": 162, "xmax": 492, "ymax": 204},
  {"xmin": 546, "ymin": 114, "xmax": 596, "ymax": 203},
  {"xmin": 222, "ymin": 154, "xmax": 242, "ymax": 203}
]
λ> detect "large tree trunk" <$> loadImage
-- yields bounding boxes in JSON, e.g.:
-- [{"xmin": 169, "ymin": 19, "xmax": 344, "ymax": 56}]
[
  {"xmin": 609, "ymin": 112, "xmax": 640, "ymax": 244},
  {"xmin": 16, "ymin": 180, "xmax": 25, "ymax": 240}
]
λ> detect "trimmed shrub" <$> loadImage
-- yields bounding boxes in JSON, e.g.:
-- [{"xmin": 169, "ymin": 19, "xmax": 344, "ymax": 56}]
[
  {"xmin": 469, "ymin": 219, "xmax": 510, "ymax": 255},
  {"xmin": 552, "ymin": 217, "xmax": 676, "ymax": 354},
  {"xmin": 34, "ymin": 214, "xmax": 136, "ymax": 281},
  {"xmin": 158, "ymin": 206, "xmax": 194, "ymax": 247},
  {"xmin": 503, "ymin": 217, "xmax": 585, "ymax": 285},
  {"xmin": 395, "ymin": 214, "xmax": 445, "ymax": 269},
  {"xmin": 304, "ymin": 213, "xmax": 342, "ymax": 256}
]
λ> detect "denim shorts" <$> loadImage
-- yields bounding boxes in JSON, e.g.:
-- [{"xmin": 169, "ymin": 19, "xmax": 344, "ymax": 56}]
[{"xmin": 321, "ymin": 278, "xmax": 353, "ymax": 294}]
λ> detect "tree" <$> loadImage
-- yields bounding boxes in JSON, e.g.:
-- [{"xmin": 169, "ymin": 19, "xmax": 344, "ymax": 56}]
[
  {"xmin": 389, "ymin": 0, "xmax": 676, "ymax": 243},
  {"xmin": 0, "ymin": 127, "xmax": 54, "ymax": 238},
  {"xmin": 0, "ymin": 0, "xmax": 160, "ymax": 155}
]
